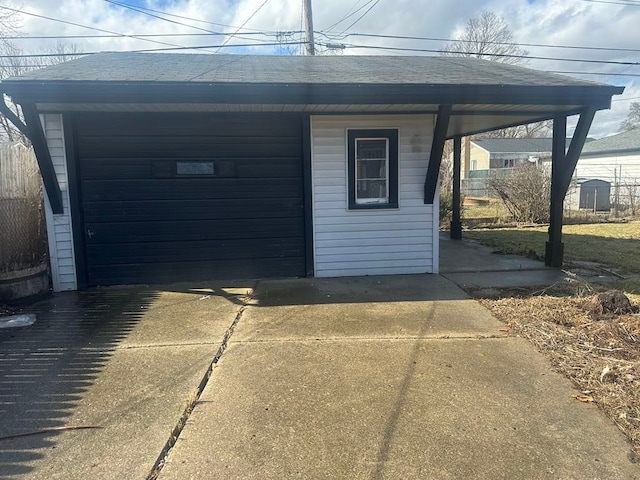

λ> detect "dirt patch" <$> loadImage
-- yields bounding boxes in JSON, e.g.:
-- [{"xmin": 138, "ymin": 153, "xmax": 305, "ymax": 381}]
[{"xmin": 479, "ymin": 288, "xmax": 640, "ymax": 456}]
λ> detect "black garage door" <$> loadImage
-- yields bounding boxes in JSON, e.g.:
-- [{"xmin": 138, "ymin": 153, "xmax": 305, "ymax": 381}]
[{"xmin": 73, "ymin": 113, "xmax": 306, "ymax": 286}]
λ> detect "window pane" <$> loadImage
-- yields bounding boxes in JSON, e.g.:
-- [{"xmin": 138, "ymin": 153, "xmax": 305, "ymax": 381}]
[
  {"xmin": 357, "ymin": 139, "xmax": 387, "ymax": 159},
  {"xmin": 357, "ymin": 180, "xmax": 387, "ymax": 200},
  {"xmin": 176, "ymin": 161, "xmax": 215, "ymax": 176},
  {"xmin": 355, "ymin": 138, "xmax": 389, "ymax": 203},
  {"xmin": 356, "ymin": 159, "xmax": 386, "ymax": 180}
]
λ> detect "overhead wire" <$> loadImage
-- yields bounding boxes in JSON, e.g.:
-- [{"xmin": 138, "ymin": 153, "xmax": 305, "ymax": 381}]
[
  {"xmin": 322, "ymin": 0, "xmax": 370, "ymax": 31},
  {"xmin": 316, "ymin": 31, "xmax": 640, "ymax": 54},
  {"xmin": 581, "ymin": 0, "xmax": 640, "ymax": 6},
  {"xmin": 0, "ymin": 5, "xmax": 202, "ymax": 51},
  {"xmin": 102, "ymin": 0, "xmax": 277, "ymax": 45},
  {"xmin": 100, "ymin": 0, "xmax": 280, "ymax": 33},
  {"xmin": 315, "ymin": 41, "xmax": 640, "ymax": 66},
  {"xmin": 213, "ymin": 0, "xmax": 270, "ymax": 53},
  {"xmin": 335, "ymin": 0, "xmax": 381, "ymax": 36}
]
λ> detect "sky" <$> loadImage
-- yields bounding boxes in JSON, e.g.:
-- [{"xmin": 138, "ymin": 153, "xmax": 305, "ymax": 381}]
[{"xmin": 2, "ymin": 0, "xmax": 640, "ymax": 138}]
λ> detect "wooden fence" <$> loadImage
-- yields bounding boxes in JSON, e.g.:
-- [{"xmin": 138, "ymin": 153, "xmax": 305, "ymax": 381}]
[
  {"xmin": 0, "ymin": 142, "xmax": 48, "ymax": 272},
  {"xmin": 0, "ymin": 143, "xmax": 41, "ymax": 198}
]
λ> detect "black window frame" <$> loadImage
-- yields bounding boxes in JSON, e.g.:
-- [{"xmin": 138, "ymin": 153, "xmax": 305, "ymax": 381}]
[{"xmin": 347, "ymin": 128, "xmax": 399, "ymax": 210}]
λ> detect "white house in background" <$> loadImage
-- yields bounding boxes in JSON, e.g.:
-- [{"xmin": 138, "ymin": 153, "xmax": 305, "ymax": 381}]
[
  {"xmin": 574, "ymin": 129, "xmax": 640, "ymax": 183},
  {"xmin": 570, "ymin": 129, "xmax": 640, "ymax": 212}
]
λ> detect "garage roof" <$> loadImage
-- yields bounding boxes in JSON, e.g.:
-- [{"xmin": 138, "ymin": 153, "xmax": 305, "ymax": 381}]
[
  {"xmin": 1, "ymin": 53, "xmax": 625, "ymax": 138},
  {"xmin": 2, "ymin": 52, "xmax": 609, "ymax": 87}
]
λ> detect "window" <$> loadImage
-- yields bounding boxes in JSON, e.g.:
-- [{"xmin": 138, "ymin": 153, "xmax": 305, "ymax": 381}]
[
  {"xmin": 471, "ymin": 159, "xmax": 478, "ymax": 171},
  {"xmin": 347, "ymin": 129, "xmax": 398, "ymax": 210},
  {"xmin": 176, "ymin": 161, "xmax": 215, "ymax": 176},
  {"xmin": 502, "ymin": 158, "xmax": 516, "ymax": 168}
]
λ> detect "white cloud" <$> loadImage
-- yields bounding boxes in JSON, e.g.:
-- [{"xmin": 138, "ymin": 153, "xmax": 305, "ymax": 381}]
[{"xmin": 2, "ymin": 0, "xmax": 638, "ymax": 136}]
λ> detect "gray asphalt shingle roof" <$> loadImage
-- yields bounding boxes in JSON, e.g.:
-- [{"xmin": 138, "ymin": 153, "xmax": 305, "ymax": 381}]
[
  {"xmin": 6, "ymin": 52, "xmax": 611, "ymax": 87},
  {"xmin": 581, "ymin": 129, "xmax": 640, "ymax": 155},
  {"xmin": 473, "ymin": 138, "xmax": 572, "ymax": 153}
]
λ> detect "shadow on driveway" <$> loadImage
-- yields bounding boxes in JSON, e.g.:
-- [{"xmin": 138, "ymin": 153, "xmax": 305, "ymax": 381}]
[{"xmin": 0, "ymin": 288, "xmax": 158, "ymax": 477}]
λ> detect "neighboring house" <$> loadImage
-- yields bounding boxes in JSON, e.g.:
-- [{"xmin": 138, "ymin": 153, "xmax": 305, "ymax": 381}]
[
  {"xmin": 567, "ymin": 128, "xmax": 640, "ymax": 212},
  {"xmin": 0, "ymin": 53, "xmax": 622, "ymax": 290},
  {"xmin": 574, "ymin": 128, "xmax": 640, "ymax": 184},
  {"xmin": 462, "ymin": 138, "xmax": 572, "ymax": 180}
]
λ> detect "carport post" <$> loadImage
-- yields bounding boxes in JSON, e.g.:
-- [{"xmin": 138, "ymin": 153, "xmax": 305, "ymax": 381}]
[
  {"xmin": 545, "ymin": 115, "xmax": 567, "ymax": 267},
  {"xmin": 450, "ymin": 135, "xmax": 462, "ymax": 239}
]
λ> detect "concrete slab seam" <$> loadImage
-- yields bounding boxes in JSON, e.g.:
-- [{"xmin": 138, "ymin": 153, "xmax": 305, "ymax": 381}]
[
  {"xmin": 231, "ymin": 334, "xmax": 512, "ymax": 344},
  {"xmin": 145, "ymin": 281, "xmax": 258, "ymax": 480}
]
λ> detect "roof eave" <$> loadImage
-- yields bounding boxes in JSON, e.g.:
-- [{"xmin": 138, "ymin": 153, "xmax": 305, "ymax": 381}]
[{"xmin": 1, "ymin": 80, "xmax": 624, "ymax": 110}]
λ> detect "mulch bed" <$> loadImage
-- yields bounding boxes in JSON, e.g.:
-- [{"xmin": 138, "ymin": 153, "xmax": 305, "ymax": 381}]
[{"xmin": 479, "ymin": 287, "xmax": 640, "ymax": 456}]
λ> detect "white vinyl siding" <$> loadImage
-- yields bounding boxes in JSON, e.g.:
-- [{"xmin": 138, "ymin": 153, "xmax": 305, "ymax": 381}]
[
  {"xmin": 42, "ymin": 113, "xmax": 77, "ymax": 291},
  {"xmin": 575, "ymin": 153, "xmax": 640, "ymax": 183},
  {"xmin": 311, "ymin": 115, "xmax": 437, "ymax": 277}
]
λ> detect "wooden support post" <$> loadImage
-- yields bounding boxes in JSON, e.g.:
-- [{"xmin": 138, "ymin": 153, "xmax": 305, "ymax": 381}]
[
  {"xmin": 450, "ymin": 135, "xmax": 462, "ymax": 239},
  {"xmin": 545, "ymin": 115, "xmax": 567, "ymax": 267},
  {"xmin": 424, "ymin": 104, "xmax": 452, "ymax": 204}
]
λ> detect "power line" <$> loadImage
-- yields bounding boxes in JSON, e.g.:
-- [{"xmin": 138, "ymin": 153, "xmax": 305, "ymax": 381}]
[
  {"xmin": 318, "ymin": 42, "xmax": 640, "ymax": 66},
  {"xmin": 1, "ymin": 42, "xmax": 638, "ymax": 69},
  {"xmin": 2, "ymin": 29, "xmax": 639, "ymax": 57},
  {"xmin": 0, "ymin": 5, "xmax": 199, "ymax": 51},
  {"xmin": 102, "ymin": 0, "xmax": 279, "ymax": 33},
  {"xmin": 612, "ymin": 96, "xmax": 640, "ymax": 102},
  {"xmin": 335, "ymin": 0, "xmax": 380, "ymax": 36},
  {"xmin": 0, "ymin": 32, "xmax": 285, "ymax": 40},
  {"xmin": 581, "ymin": 0, "xmax": 640, "ymax": 6},
  {"xmin": 323, "ymin": 0, "xmax": 374, "ymax": 32},
  {"xmin": 214, "ymin": 0, "xmax": 270, "ymax": 54},
  {"xmin": 0, "ymin": 41, "xmax": 306, "ymax": 58},
  {"xmin": 102, "ymin": 0, "xmax": 275, "ymax": 46},
  {"xmin": 547, "ymin": 70, "xmax": 640, "ymax": 77},
  {"xmin": 318, "ymin": 31, "xmax": 640, "ymax": 54}
]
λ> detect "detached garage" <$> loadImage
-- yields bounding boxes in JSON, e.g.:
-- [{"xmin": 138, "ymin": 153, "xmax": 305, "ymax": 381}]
[{"xmin": 0, "ymin": 53, "xmax": 622, "ymax": 291}]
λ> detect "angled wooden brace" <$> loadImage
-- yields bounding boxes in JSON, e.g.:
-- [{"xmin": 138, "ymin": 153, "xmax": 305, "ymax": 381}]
[
  {"xmin": 0, "ymin": 94, "xmax": 63, "ymax": 214},
  {"xmin": 424, "ymin": 104, "xmax": 452, "ymax": 204},
  {"xmin": 561, "ymin": 107, "xmax": 597, "ymax": 194}
]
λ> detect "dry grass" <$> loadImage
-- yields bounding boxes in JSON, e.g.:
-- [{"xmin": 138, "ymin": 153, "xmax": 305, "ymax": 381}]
[
  {"xmin": 465, "ymin": 221, "xmax": 640, "ymax": 275},
  {"xmin": 480, "ymin": 286, "xmax": 640, "ymax": 455}
]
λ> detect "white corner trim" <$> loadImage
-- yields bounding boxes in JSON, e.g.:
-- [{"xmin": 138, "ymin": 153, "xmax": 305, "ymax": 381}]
[
  {"xmin": 40, "ymin": 113, "xmax": 78, "ymax": 291},
  {"xmin": 432, "ymin": 181, "xmax": 440, "ymax": 274},
  {"xmin": 43, "ymin": 194, "xmax": 60, "ymax": 292}
]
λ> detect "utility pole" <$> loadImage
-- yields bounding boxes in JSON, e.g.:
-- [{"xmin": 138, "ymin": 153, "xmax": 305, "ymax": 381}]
[{"xmin": 303, "ymin": 0, "xmax": 315, "ymax": 55}]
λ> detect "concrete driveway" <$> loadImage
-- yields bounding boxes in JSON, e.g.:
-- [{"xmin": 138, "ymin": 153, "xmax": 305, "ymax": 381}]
[{"xmin": 0, "ymin": 275, "xmax": 638, "ymax": 479}]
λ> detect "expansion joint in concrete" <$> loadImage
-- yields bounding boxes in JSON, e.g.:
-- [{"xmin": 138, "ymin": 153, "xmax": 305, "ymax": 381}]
[{"xmin": 145, "ymin": 281, "xmax": 259, "ymax": 480}]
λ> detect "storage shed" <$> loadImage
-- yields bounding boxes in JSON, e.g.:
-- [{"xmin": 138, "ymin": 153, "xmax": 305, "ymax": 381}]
[
  {"xmin": 0, "ymin": 54, "xmax": 623, "ymax": 290},
  {"xmin": 578, "ymin": 179, "xmax": 612, "ymax": 212}
]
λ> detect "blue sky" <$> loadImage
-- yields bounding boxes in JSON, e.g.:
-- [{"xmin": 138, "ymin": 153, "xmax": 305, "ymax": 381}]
[{"xmin": 7, "ymin": 0, "xmax": 640, "ymax": 136}]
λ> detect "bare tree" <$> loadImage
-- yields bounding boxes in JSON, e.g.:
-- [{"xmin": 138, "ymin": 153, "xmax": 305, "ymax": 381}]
[
  {"xmin": 0, "ymin": 41, "xmax": 83, "ymax": 143},
  {"xmin": 440, "ymin": 11, "xmax": 529, "ymax": 65},
  {"xmin": 624, "ymin": 178, "xmax": 639, "ymax": 216},
  {"xmin": 440, "ymin": 11, "xmax": 548, "ymax": 141},
  {"xmin": 620, "ymin": 102, "xmax": 640, "ymax": 132},
  {"xmin": 480, "ymin": 120, "xmax": 553, "ymax": 139}
]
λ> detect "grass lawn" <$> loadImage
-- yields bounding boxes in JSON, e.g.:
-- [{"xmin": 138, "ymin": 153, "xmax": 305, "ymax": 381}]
[{"xmin": 465, "ymin": 221, "xmax": 640, "ymax": 274}]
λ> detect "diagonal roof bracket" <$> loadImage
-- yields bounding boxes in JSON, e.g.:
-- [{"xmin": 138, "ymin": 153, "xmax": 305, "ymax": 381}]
[
  {"xmin": 0, "ymin": 94, "xmax": 63, "ymax": 214},
  {"xmin": 424, "ymin": 104, "xmax": 452, "ymax": 204},
  {"xmin": 561, "ymin": 107, "xmax": 596, "ymax": 194}
]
